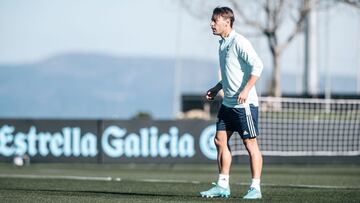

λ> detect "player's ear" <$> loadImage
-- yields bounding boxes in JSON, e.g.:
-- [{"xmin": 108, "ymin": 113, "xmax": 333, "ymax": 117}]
[{"xmin": 225, "ymin": 18, "xmax": 230, "ymax": 27}]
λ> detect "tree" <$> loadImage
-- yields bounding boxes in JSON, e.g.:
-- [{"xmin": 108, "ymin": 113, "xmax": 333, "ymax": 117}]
[
  {"xmin": 131, "ymin": 111, "xmax": 153, "ymax": 120},
  {"xmin": 182, "ymin": 0, "xmax": 360, "ymax": 97},
  {"xmin": 338, "ymin": 0, "xmax": 360, "ymax": 8},
  {"xmin": 182, "ymin": 0, "xmax": 319, "ymax": 97}
]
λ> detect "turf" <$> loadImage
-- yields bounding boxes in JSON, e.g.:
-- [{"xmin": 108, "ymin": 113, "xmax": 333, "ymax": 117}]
[{"xmin": 0, "ymin": 163, "xmax": 359, "ymax": 202}]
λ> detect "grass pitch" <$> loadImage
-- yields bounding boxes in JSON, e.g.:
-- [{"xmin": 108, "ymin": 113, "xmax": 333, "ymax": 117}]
[{"xmin": 0, "ymin": 163, "xmax": 359, "ymax": 202}]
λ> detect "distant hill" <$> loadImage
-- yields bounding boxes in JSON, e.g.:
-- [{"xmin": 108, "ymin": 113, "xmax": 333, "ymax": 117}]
[
  {"xmin": 0, "ymin": 53, "xmax": 357, "ymax": 119},
  {"xmin": 0, "ymin": 53, "xmax": 218, "ymax": 119}
]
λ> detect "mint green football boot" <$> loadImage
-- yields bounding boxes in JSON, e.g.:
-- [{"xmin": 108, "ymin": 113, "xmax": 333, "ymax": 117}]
[
  {"xmin": 200, "ymin": 183, "xmax": 230, "ymax": 198},
  {"xmin": 243, "ymin": 187, "xmax": 262, "ymax": 199}
]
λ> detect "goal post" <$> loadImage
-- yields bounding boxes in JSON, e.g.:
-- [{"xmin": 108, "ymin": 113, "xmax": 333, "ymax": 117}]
[{"xmin": 230, "ymin": 97, "xmax": 360, "ymax": 156}]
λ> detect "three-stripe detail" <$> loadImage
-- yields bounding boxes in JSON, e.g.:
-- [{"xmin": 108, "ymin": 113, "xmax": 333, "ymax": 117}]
[{"xmin": 244, "ymin": 105, "xmax": 257, "ymax": 138}]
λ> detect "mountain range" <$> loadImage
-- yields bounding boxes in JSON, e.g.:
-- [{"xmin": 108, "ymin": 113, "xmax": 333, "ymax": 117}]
[{"xmin": 0, "ymin": 53, "xmax": 357, "ymax": 119}]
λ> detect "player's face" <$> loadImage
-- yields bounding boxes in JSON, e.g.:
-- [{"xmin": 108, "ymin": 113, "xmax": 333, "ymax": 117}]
[{"xmin": 210, "ymin": 15, "xmax": 230, "ymax": 36}]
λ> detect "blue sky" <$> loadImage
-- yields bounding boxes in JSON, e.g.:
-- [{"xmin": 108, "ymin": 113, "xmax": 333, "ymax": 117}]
[
  {"xmin": 0, "ymin": 0, "xmax": 217, "ymax": 63},
  {"xmin": 0, "ymin": 0, "xmax": 359, "ymax": 80}
]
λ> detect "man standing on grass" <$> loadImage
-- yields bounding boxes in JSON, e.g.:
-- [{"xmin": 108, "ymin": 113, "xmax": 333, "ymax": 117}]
[{"xmin": 200, "ymin": 7, "xmax": 263, "ymax": 199}]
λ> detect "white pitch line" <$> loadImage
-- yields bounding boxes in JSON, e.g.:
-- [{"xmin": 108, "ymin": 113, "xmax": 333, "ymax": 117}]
[
  {"xmin": 141, "ymin": 179, "xmax": 200, "ymax": 184},
  {"xmin": 0, "ymin": 174, "xmax": 114, "ymax": 181},
  {"xmin": 0, "ymin": 174, "xmax": 358, "ymax": 190},
  {"xmin": 141, "ymin": 179, "xmax": 359, "ymax": 189}
]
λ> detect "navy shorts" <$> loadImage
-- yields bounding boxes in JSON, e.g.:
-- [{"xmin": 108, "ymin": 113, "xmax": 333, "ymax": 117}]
[{"xmin": 216, "ymin": 104, "xmax": 259, "ymax": 139}]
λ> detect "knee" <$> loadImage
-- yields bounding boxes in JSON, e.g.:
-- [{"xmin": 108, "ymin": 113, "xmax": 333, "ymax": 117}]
[{"xmin": 214, "ymin": 137, "xmax": 227, "ymax": 148}]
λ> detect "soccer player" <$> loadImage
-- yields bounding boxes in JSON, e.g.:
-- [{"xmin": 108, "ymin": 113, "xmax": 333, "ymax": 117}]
[{"xmin": 200, "ymin": 7, "xmax": 263, "ymax": 199}]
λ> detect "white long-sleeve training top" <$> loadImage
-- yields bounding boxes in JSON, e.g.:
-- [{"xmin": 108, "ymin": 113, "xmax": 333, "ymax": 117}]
[{"xmin": 218, "ymin": 30, "xmax": 263, "ymax": 108}]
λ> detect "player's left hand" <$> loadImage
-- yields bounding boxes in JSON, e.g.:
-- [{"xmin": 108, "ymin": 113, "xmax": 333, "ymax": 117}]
[{"xmin": 237, "ymin": 90, "xmax": 249, "ymax": 104}]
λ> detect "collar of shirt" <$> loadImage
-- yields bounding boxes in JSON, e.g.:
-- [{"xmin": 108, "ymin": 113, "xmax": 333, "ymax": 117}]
[
  {"xmin": 219, "ymin": 30, "xmax": 236, "ymax": 52},
  {"xmin": 219, "ymin": 30, "xmax": 236, "ymax": 44}
]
